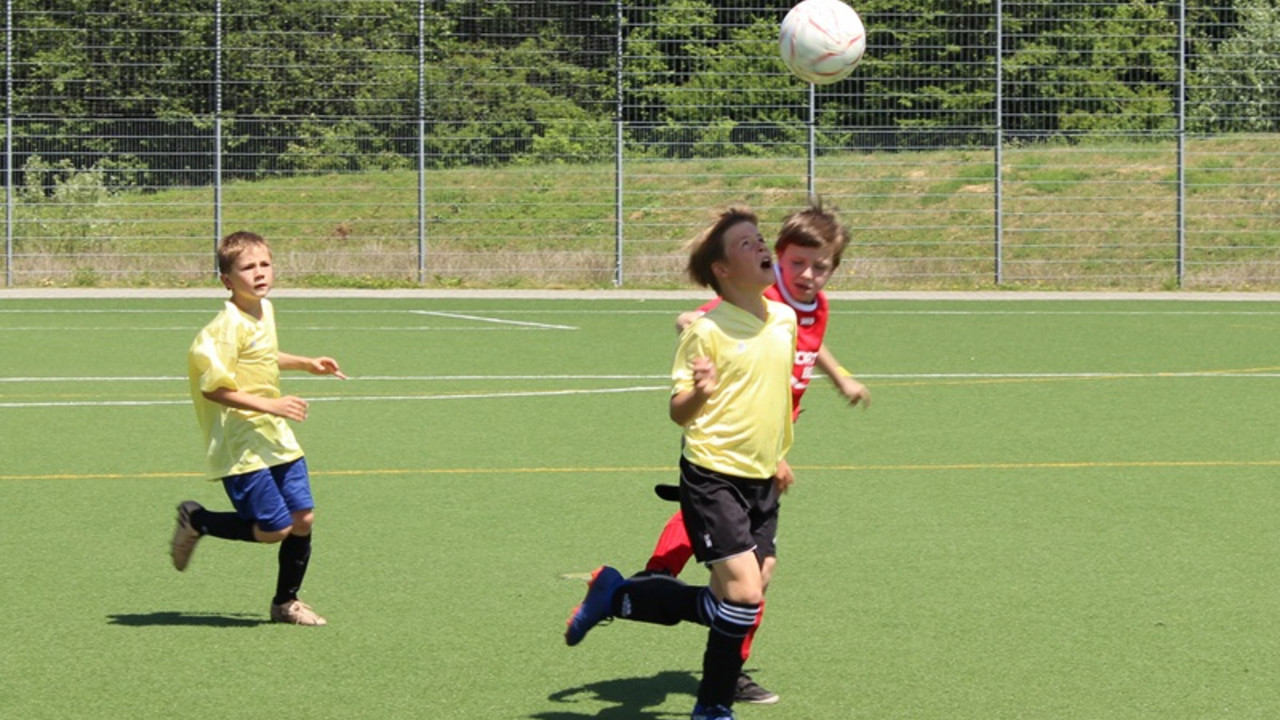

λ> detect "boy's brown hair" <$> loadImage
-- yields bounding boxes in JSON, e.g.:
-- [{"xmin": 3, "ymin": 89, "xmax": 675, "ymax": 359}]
[
  {"xmin": 685, "ymin": 206, "xmax": 759, "ymax": 294},
  {"xmin": 216, "ymin": 231, "xmax": 271, "ymax": 275},
  {"xmin": 776, "ymin": 197, "xmax": 850, "ymax": 268}
]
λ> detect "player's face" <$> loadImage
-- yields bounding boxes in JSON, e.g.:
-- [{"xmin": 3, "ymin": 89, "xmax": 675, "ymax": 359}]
[
  {"xmin": 221, "ymin": 244, "xmax": 274, "ymax": 306},
  {"xmin": 717, "ymin": 220, "xmax": 774, "ymax": 288},
  {"xmin": 777, "ymin": 243, "xmax": 837, "ymax": 303}
]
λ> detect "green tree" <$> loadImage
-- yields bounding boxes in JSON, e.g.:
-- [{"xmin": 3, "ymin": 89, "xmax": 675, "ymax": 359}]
[
  {"xmin": 1002, "ymin": 0, "xmax": 1178, "ymax": 137},
  {"xmin": 1188, "ymin": 0, "xmax": 1280, "ymax": 132},
  {"xmin": 850, "ymin": 0, "xmax": 996, "ymax": 141},
  {"xmin": 424, "ymin": 32, "xmax": 612, "ymax": 167}
]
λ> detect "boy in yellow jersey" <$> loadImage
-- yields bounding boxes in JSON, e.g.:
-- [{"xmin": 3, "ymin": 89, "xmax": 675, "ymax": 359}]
[
  {"xmin": 170, "ymin": 231, "xmax": 346, "ymax": 626},
  {"xmin": 565, "ymin": 207, "xmax": 796, "ymax": 720},
  {"xmin": 645, "ymin": 198, "xmax": 871, "ymax": 704}
]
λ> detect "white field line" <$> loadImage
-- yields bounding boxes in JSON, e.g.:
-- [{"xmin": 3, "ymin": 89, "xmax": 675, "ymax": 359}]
[
  {"xmin": 365, "ymin": 307, "xmax": 1280, "ymax": 316},
  {"xmin": 1, "ymin": 370, "xmax": 1275, "ymax": 409},
  {"xmin": 0, "ymin": 307, "xmax": 580, "ymax": 332},
  {"xmin": 0, "ymin": 384, "xmax": 666, "ymax": 408},
  {"xmin": 1, "ymin": 371, "xmax": 1276, "ymax": 384},
  {"xmin": 4, "ymin": 306, "xmax": 1280, "ymax": 318},
  {"xmin": 0, "ymin": 325, "xmax": 568, "ymax": 332},
  {"xmin": 407, "ymin": 309, "xmax": 577, "ymax": 330},
  {"xmin": 0, "ymin": 374, "xmax": 665, "ymax": 383},
  {"xmin": 3, "ymin": 288, "xmax": 1280, "ymax": 301}
]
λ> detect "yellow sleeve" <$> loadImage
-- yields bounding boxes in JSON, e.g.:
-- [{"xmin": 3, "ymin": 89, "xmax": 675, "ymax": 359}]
[
  {"xmin": 188, "ymin": 324, "xmax": 240, "ymax": 395},
  {"xmin": 670, "ymin": 321, "xmax": 711, "ymax": 396}
]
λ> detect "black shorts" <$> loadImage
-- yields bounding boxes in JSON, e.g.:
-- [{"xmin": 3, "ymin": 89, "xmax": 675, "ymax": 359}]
[{"xmin": 678, "ymin": 456, "xmax": 780, "ymax": 566}]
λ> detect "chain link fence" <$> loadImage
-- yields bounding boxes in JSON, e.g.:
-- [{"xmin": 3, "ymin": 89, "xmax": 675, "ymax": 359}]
[{"xmin": 2, "ymin": 0, "xmax": 1277, "ymax": 289}]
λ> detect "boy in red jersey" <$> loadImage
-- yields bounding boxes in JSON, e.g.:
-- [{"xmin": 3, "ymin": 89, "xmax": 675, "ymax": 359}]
[{"xmin": 648, "ymin": 198, "xmax": 870, "ymax": 703}]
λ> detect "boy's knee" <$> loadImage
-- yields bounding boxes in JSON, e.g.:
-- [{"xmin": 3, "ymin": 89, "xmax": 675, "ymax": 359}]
[
  {"xmin": 760, "ymin": 556, "xmax": 777, "ymax": 590},
  {"xmin": 291, "ymin": 509, "xmax": 314, "ymax": 535},
  {"xmin": 255, "ymin": 510, "xmax": 312, "ymax": 543},
  {"xmin": 254, "ymin": 525, "xmax": 292, "ymax": 543}
]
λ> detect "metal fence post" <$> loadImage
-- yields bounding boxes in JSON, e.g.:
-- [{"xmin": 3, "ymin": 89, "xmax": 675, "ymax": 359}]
[
  {"xmin": 5, "ymin": 0, "xmax": 13, "ymax": 288},
  {"xmin": 417, "ymin": 0, "xmax": 427, "ymax": 285},
  {"xmin": 994, "ymin": 0, "xmax": 1003, "ymax": 286},
  {"xmin": 1176, "ymin": 0, "xmax": 1187, "ymax": 287},
  {"xmin": 213, "ymin": 0, "xmax": 223, "ymax": 273},
  {"xmin": 613, "ymin": 0, "xmax": 624, "ymax": 287},
  {"xmin": 807, "ymin": 83, "xmax": 816, "ymax": 199}
]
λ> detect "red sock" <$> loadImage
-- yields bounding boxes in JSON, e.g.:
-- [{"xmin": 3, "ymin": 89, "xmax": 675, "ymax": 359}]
[
  {"xmin": 643, "ymin": 510, "xmax": 694, "ymax": 576},
  {"xmin": 740, "ymin": 599, "xmax": 765, "ymax": 661}
]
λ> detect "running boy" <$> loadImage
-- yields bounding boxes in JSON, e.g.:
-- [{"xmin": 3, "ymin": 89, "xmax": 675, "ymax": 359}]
[
  {"xmin": 643, "ymin": 199, "xmax": 870, "ymax": 703},
  {"xmin": 171, "ymin": 230, "xmax": 346, "ymax": 626},
  {"xmin": 564, "ymin": 207, "xmax": 796, "ymax": 720}
]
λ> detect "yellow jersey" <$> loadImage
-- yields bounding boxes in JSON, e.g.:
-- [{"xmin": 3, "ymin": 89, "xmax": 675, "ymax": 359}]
[
  {"xmin": 187, "ymin": 298, "xmax": 303, "ymax": 479},
  {"xmin": 671, "ymin": 298, "xmax": 796, "ymax": 479}
]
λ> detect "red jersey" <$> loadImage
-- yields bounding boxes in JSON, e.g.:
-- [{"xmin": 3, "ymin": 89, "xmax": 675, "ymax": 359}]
[{"xmin": 695, "ymin": 277, "xmax": 829, "ymax": 421}]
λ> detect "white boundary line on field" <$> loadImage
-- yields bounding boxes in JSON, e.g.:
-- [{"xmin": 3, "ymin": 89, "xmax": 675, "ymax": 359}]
[
  {"xmin": 0, "ymin": 384, "xmax": 666, "ymax": 409},
  {"xmin": 0, "ymin": 373, "xmax": 667, "ymax": 383},
  {"xmin": 3, "ymin": 370, "xmax": 1279, "ymax": 384},
  {"xmin": 3, "ymin": 369, "xmax": 1276, "ymax": 409},
  {"xmin": 407, "ymin": 309, "xmax": 577, "ymax": 330},
  {"xmin": 2, "ymin": 288, "xmax": 1280, "ymax": 301}
]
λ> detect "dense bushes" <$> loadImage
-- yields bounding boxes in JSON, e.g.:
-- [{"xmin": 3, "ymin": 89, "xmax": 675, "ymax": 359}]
[{"xmin": 4, "ymin": 0, "xmax": 1276, "ymax": 187}]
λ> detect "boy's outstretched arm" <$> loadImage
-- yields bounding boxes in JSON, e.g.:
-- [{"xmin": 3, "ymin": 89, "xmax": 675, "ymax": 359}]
[
  {"xmin": 815, "ymin": 344, "xmax": 869, "ymax": 407},
  {"xmin": 278, "ymin": 352, "xmax": 348, "ymax": 379}
]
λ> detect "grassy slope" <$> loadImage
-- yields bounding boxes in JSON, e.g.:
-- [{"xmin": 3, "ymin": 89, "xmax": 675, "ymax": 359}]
[{"xmin": 4, "ymin": 135, "xmax": 1278, "ymax": 290}]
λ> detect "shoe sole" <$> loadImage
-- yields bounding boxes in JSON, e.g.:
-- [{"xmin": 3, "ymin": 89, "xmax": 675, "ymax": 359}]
[
  {"xmin": 271, "ymin": 613, "xmax": 328, "ymax": 626},
  {"xmin": 170, "ymin": 501, "xmax": 201, "ymax": 571}
]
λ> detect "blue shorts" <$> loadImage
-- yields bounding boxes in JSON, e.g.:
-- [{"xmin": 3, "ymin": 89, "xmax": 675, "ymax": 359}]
[{"xmin": 221, "ymin": 457, "xmax": 314, "ymax": 532}]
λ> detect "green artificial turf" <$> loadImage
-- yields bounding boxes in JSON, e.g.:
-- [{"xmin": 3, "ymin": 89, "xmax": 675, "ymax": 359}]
[{"xmin": 1, "ymin": 295, "xmax": 1277, "ymax": 719}]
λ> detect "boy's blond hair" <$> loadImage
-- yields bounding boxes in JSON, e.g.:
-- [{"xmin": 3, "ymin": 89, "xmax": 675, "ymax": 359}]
[
  {"xmin": 685, "ymin": 206, "xmax": 759, "ymax": 295},
  {"xmin": 217, "ymin": 231, "xmax": 270, "ymax": 275},
  {"xmin": 776, "ymin": 197, "xmax": 849, "ymax": 268}
]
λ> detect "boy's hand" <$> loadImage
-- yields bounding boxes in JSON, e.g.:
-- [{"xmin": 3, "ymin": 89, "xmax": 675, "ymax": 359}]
[
  {"xmin": 669, "ymin": 357, "xmax": 717, "ymax": 426},
  {"xmin": 310, "ymin": 356, "xmax": 348, "ymax": 379},
  {"xmin": 270, "ymin": 395, "xmax": 310, "ymax": 422},
  {"xmin": 691, "ymin": 356, "xmax": 717, "ymax": 396},
  {"xmin": 774, "ymin": 458, "xmax": 795, "ymax": 493},
  {"xmin": 675, "ymin": 310, "xmax": 705, "ymax": 334},
  {"xmin": 279, "ymin": 352, "xmax": 348, "ymax": 379},
  {"xmin": 837, "ymin": 376, "xmax": 870, "ymax": 408}
]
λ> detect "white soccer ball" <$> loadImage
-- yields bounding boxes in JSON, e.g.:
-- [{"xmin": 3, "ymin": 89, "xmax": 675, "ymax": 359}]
[{"xmin": 779, "ymin": 0, "xmax": 867, "ymax": 85}]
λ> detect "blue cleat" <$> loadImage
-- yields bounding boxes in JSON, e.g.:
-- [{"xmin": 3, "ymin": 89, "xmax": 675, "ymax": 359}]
[
  {"xmin": 691, "ymin": 703, "xmax": 736, "ymax": 720},
  {"xmin": 564, "ymin": 565, "xmax": 624, "ymax": 646}
]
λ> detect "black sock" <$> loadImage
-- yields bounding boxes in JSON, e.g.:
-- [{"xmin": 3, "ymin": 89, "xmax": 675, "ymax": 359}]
[
  {"xmin": 613, "ymin": 573, "xmax": 711, "ymax": 626},
  {"xmin": 698, "ymin": 599, "xmax": 761, "ymax": 707},
  {"xmin": 190, "ymin": 508, "xmax": 256, "ymax": 542},
  {"xmin": 273, "ymin": 533, "xmax": 312, "ymax": 606}
]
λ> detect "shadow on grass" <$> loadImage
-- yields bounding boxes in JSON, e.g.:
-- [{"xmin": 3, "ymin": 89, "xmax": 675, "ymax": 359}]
[
  {"xmin": 533, "ymin": 670, "xmax": 698, "ymax": 720},
  {"xmin": 107, "ymin": 611, "xmax": 268, "ymax": 628}
]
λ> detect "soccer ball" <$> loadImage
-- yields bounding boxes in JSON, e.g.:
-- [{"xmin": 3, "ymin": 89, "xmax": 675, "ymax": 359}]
[{"xmin": 779, "ymin": 0, "xmax": 867, "ymax": 85}]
